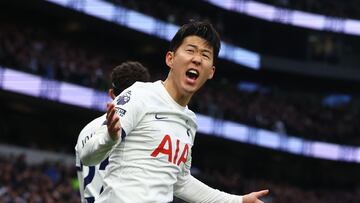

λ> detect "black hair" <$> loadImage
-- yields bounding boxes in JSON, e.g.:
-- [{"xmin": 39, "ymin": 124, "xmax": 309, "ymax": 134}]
[
  {"xmin": 168, "ymin": 20, "xmax": 221, "ymax": 63},
  {"xmin": 111, "ymin": 61, "xmax": 151, "ymax": 96}
]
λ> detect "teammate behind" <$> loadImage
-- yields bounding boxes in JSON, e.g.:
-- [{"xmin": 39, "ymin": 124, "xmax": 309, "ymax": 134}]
[{"xmin": 75, "ymin": 61, "xmax": 150, "ymax": 203}]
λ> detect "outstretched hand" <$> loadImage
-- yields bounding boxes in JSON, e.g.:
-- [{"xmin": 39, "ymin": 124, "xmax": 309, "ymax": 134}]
[
  {"xmin": 243, "ymin": 189, "xmax": 269, "ymax": 203},
  {"xmin": 106, "ymin": 103, "xmax": 121, "ymax": 141}
]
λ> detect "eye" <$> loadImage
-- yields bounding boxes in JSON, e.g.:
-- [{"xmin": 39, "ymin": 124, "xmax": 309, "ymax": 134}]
[
  {"xmin": 202, "ymin": 53, "xmax": 210, "ymax": 59},
  {"xmin": 186, "ymin": 49, "xmax": 194, "ymax": 53}
]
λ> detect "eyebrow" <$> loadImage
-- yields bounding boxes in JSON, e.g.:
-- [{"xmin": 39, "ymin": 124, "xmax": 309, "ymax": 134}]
[{"xmin": 187, "ymin": 44, "xmax": 213, "ymax": 55}]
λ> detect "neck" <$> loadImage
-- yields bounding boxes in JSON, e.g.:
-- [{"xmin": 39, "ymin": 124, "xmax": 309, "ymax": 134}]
[{"xmin": 162, "ymin": 78, "xmax": 192, "ymax": 107}]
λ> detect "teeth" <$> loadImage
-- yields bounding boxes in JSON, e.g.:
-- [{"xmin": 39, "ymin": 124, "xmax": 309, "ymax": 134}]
[{"xmin": 188, "ymin": 70, "xmax": 198, "ymax": 75}]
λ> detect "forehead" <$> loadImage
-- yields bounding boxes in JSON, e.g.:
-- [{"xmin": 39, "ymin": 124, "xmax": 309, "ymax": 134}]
[{"xmin": 181, "ymin": 36, "xmax": 213, "ymax": 52}]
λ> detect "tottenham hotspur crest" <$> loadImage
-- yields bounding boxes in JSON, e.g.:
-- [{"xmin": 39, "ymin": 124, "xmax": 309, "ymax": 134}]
[{"xmin": 117, "ymin": 90, "xmax": 131, "ymax": 105}]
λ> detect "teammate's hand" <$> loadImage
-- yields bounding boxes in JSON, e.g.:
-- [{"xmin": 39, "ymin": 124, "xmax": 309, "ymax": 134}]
[
  {"xmin": 106, "ymin": 103, "xmax": 121, "ymax": 141},
  {"xmin": 243, "ymin": 189, "xmax": 269, "ymax": 203}
]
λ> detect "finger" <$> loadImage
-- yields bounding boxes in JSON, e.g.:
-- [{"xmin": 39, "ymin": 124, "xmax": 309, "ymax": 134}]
[
  {"xmin": 107, "ymin": 109, "xmax": 114, "ymax": 121},
  {"xmin": 106, "ymin": 102, "xmax": 114, "ymax": 111},
  {"xmin": 108, "ymin": 116, "xmax": 120, "ymax": 132},
  {"xmin": 254, "ymin": 189, "xmax": 269, "ymax": 198},
  {"xmin": 106, "ymin": 105, "xmax": 111, "ymax": 120},
  {"xmin": 106, "ymin": 103, "xmax": 115, "ymax": 115},
  {"xmin": 107, "ymin": 107, "xmax": 116, "ymax": 121},
  {"xmin": 113, "ymin": 126, "xmax": 120, "ymax": 132}
]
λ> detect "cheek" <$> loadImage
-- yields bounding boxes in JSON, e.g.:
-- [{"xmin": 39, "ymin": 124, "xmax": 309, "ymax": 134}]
[
  {"xmin": 199, "ymin": 73, "xmax": 210, "ymax": 83},
  {"xmin": 204, "ymin": 67, "xmax": 214, "ymax": 78},
  {"xmin": 172, "ymin": 56, "xmax": 185, "ymax": 68}
]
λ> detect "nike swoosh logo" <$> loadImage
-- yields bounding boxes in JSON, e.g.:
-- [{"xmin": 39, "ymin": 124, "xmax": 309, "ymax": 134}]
[
  {"xmin": 155, "ymin": 113, "xmax": 167, "ymax": 120},
  {"xmin": 186, "ymin": 129, "xmax": 191, "ymax": 137}
]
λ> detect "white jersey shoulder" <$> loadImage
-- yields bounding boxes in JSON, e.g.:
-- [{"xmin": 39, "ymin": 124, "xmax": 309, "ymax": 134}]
[
  {"xmin": 76, "ymin": 114, "xmax": 107, "ymax": 153},
  {"xmin": 75, "ymin": 114, "xmax": 109, "ymax": 203},
  {"xmin": 97, "ymin": 80, "xmax": 197, "ymax": 203}
]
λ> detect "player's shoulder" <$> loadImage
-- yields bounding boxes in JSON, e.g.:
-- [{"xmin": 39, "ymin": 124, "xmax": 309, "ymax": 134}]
[
  {"xmin": 185, "ymin": 108, "xmax": 196, "ymax": 120},
  {"xmin": 122, "ymin": 81, "xmax": 159, "ymax": 97},
  {"xmin": 75, "ymin": 114, "xmax": 106, "ymax": 151},
  {"xmin": 112, "ymin": 81, "xmax": 156, "ymax": 107},
  {"xmin": 184, "ymin": 107, "xmax": 197, "ymax": 128},
  {"xmin": 77, "ymin": 114, "xmax": 106, "ymax": 143},
  {"xmin": 132, "ymin": 81, "xmax": 159, "ymax": 91},
  {"xmin": 83, "ymin": 114, "xmax": 107, "ymax": 131}
]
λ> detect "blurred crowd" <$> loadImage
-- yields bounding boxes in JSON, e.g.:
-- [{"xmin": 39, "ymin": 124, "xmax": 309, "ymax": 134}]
[
  {"xmin": 108, "ymin": 0, "xmax": 346, "ymax": 64},
  {"xmin": 259, "ymin": 0, "xmax": 360, "ymax": 20},
  {"xmin": 0, "ymin": 154, "xmax": 78, "ymax": 203},
  {"xmin": 0, "ymin": 22, "xmax": 359, "ymax": 145},
  {"xmin": 103, "ymin": 0, "xmax": 359, "ymax": 144},
  {"xmin": 1, "ymin": 2, "xmax": 360, "ymax": 203},
  {"xmin": 1, "ymin": 154, "xmax": 359, "ymax": 203},
  {"xmin": 0, "ymin": 22, "xmax": 112, "ymax": 92},
  {"xmin": 191, "ymin": 81, "xmax": 360, "ymax": 145},
  {"xmin": 194, "ymin": 167, "xmax": 360, "ymax": 203}
]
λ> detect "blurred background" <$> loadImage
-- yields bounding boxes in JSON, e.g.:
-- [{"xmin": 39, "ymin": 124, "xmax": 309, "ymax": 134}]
[{"xmin": 0, "ymin": 0, "xmax": 360, "ymax": 202}]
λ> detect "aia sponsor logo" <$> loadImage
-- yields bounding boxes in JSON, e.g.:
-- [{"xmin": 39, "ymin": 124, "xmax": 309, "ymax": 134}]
[{"xmin": 151, "ymin": 135, "xmax": 189, "ymax": 166}]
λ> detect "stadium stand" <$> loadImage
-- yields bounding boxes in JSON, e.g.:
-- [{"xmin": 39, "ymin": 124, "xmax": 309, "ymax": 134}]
[
  {"xmin": 1, "ymin": 0, "xmax": 360, "ymax": 202},
  {"xmin": 0, "ymin": 154, "xmax": 79, "ymax": 203},
  {"xmin": 257, "ymin": 0, "xmax": 360, "ymax": 20},
  {"xmin": 105, "ymin": 0, "xmax": 360, "ymax": 68},
  {"xmin": 0, "ymin": 19, "xmax": 359, "ymax": 145},
  {"xmin": 1, "ymin": 142, "xmax": 359, "ymax": 203}
]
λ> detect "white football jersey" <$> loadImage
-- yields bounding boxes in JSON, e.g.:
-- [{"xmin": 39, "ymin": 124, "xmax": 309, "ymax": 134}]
[
  {"xmin": 75, "ymin": 114, "xmax": 109, "ymax": 203},
  {"xmin": 96, "ymin": 81, "xmax": 197, "ymax": 203}
]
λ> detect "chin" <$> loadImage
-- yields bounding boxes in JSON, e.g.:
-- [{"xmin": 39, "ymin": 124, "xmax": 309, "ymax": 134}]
[
  {"xmin": 182, "ymin": 81, "xmax": 199, "ymax": 94},
  {"xmin": 184, "ymin": 87, "xmax": 198, "ymax": 95}
]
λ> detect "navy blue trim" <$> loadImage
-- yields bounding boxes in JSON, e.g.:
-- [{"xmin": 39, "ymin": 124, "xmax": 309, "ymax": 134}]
[
  {"xmin": 84, "ymin": 166, "xmax": 95, "ymax": 190},
  {"xmin": 121, "ymin": 129, "xmax": 126, "ymax": 139},
  {"xmin": 76, "ymin": 162, "xmax": 83, "ymax": 172},
  {"xmin": 102, "ymin": 120, "xmax": 107, "ymax": 125},
  {"xmin": 100, "ymin": 186, "xmax": 104, "ymax": 194},
  {"xmin": 85, "ymin": 197, "xmax": 95, "ymax": 203},
  {"xmin": 99, "ymin": 157, "xmax": 109, "ymax": 170}
]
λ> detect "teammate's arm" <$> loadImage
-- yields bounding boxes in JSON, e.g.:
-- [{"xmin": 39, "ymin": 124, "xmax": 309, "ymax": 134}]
[
  {"xmin": 79, "ymin": 125, "xmax": 119, "ymax": 166},
  {"xmin": 79, "ymin": 104, "xmax": 122, "ymax": 166}
]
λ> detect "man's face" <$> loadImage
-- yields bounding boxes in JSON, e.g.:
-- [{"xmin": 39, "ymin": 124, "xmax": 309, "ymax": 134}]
[{"xmin": 166, "ymin": 36, "xmax": 215, "ymax": 96}]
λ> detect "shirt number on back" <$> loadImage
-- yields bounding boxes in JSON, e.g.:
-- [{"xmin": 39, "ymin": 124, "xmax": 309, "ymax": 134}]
[{"xmin": 83, "ymin": 157, "xmax": 109, "ymax": 203}]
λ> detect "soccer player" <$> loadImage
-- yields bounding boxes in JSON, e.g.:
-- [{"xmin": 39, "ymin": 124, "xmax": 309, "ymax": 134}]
[
  {"xmin": 75, "ymin": 61, "xmax": 151, "ymax": 203},
  {"xmin": 81, "ymin": 21, "xmax": 268, "ymax": 203}
]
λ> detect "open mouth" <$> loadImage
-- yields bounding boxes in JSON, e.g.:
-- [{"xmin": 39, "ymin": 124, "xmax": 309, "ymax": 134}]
[{"xmin": 186, "ymin": 69, "xmax": 199, "ymax": 80}]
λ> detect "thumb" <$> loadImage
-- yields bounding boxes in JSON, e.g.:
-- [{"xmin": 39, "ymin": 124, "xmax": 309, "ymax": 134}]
[{"xmin": 253, "ymin": 189, "xmax": 269, "ymax": 198}]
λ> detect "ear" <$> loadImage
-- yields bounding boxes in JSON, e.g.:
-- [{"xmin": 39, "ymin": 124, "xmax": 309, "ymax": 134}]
[
  {"xmin": 208, "ymin": 66, "xmax": 215, "ymax": 79},
  {"xmin": 108, "ymin": 89, "xmax": 116, "ymax": 99},
  {"xmin": 165, "ymin": 51, "xmax": 174, "ymax": 68}
]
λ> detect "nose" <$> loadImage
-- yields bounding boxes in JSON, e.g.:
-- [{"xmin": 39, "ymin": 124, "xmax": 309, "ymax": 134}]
[{"xmin": 191, "ymin": 53, "xmax": 202, "ymax": 66}]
